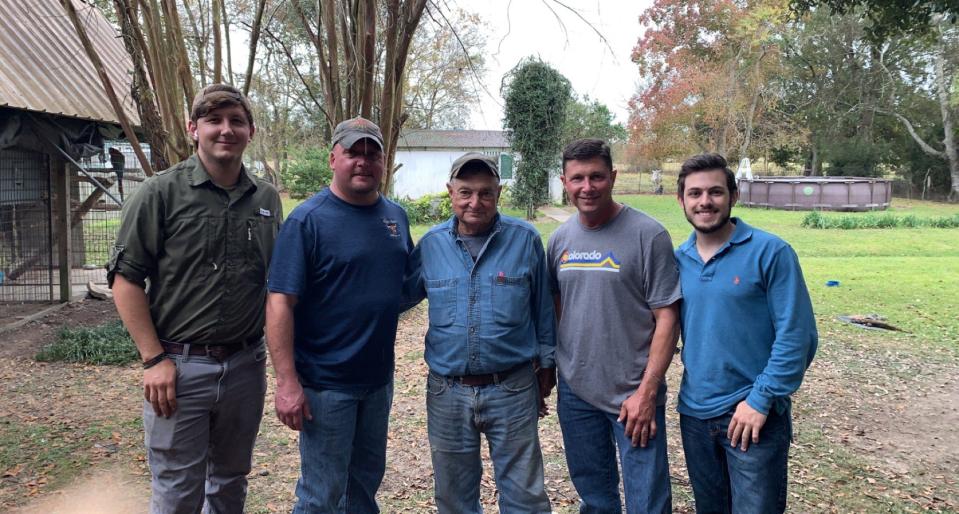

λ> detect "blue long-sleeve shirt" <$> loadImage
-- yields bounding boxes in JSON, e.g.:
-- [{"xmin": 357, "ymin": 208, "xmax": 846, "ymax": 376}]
[
  {"xmin": 406, "ymin": 214, "xmax": 556, "ymax": 376},
  {"xmin": 675, "ymin": 218, "xmax": 818, "ymax": 418}
]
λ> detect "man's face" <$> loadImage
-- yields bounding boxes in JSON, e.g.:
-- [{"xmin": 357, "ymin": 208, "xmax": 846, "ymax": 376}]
[
  {"xmin": 679, "ymin": 169, "xmax": 738, "ymax": 234},
  {"xmin": 447, "ymin": 171, "xmax": 501, "ymax": 234},
  {"xmin": 329, "ymin": 139, "xmax": 385, "ymax": 200},
  {"xmin": 561, "ymin": 157, "xmax": 616, "ymax": 216},
  {"xmin": 188, "ymin": 104, "xmax": 254, "ymax": 165}
]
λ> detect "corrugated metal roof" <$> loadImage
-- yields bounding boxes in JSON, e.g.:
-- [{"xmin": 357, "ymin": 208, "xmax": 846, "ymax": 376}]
[
  {"xmin": 0, "ymin": 0, "xmax": 139, "ymax": 126},
  {"xmin": 397, "ymin": 130, "xmax": 510, "ymax": 149}
]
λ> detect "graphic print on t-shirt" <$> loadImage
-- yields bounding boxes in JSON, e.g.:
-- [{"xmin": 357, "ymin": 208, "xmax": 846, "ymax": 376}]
[{"xmin": 558, "ymin": 249, "xmax": 621, "ymax": 273}]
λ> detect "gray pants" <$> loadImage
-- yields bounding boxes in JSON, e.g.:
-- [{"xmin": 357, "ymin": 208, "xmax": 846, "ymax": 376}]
[{"xmin": 144, "ymin": 342, "xmax": 267, "ymax": 514}]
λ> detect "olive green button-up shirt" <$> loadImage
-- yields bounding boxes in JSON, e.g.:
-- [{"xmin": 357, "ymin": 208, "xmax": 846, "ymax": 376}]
[{"xmin": 107, "ymin": 154, "xmax": 282, "ymax": 345}]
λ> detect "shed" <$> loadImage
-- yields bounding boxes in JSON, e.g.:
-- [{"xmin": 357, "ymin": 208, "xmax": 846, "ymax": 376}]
[
  {"xmin": 392, "ymin": 130, "xmax": 515, "ymax": 199},
  {"xmin": 0, "ymin": 0, "xmax": 144, "ymax": 304}
]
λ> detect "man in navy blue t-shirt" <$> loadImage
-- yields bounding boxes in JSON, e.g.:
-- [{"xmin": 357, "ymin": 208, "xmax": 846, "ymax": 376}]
[{"xmin": 265, "ymin": 117, "xmax": 412, "ymax": 514}]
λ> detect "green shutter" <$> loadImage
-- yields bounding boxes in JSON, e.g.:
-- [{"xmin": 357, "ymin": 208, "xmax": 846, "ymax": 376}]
[{"xmin": 499, "ymin": 153, "xmax": 513, "ymax": 179}]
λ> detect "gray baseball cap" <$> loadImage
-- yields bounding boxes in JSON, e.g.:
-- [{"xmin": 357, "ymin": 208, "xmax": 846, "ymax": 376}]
[
  {"xmin": 449, "ymin": 152, "xmax": 499, "ymax": 179},
  {"xmin": 332, "ymin": 116, "xmax": 384, "ymax": 150}
]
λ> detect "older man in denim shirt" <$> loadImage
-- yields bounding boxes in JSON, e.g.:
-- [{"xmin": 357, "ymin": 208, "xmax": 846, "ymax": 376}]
[{"xmin": 406, "ymin": 153, "xmax": 556, "ymax": 514}]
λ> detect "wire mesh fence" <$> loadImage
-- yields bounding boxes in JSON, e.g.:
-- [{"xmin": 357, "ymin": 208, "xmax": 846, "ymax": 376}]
[
  {"xmin": 0, "ymin": 148, "xmax": 53, "ymax": 302},
  {"xmin": 70, "ymin": 142, "xmax": 147, "ymax": 286},
  {"xmin": 0, "ymin": 142, "xmax": 147, "ymax": 305}
]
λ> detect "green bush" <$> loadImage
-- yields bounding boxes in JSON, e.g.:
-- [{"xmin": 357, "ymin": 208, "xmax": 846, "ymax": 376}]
[
  {"xmin": 392, "ymin": 192, "xmax": 452, "ymax": 225},
  {"xmin": 281, "ymin": 146, "xmax": 333, "ymax": 200},
  {"xmin": 36, "ymin": 320, "xmax": 138, "ymax": 365},
  {"xmin": 802, "ymin": 211, "xmax": 959, "ymax": 229}
]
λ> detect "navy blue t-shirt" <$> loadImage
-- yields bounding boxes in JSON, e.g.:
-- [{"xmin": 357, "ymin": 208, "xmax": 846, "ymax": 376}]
[{"xmin": 267, "ymin": 188, "xmax": 412, "ymax": 389}]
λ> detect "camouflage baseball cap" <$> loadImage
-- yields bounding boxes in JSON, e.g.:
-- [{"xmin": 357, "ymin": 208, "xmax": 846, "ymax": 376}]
[
  {"xmin": 332, "ymin": 116, "xmax": 384, "ymax": 150},
  {"xmin": 449, "ymin": 152, "xmax": 500, "ymax": 180}
]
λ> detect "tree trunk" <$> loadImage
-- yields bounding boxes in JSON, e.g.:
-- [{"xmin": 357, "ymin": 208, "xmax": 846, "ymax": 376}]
[
  {"xmin": 932, "ymin": 38, "xmax": 958, "ymax": 200},
  {"xmin": 212, "ymin": 0, "xmax": 222, "ymax": 83},
  {"xmin": 60, "ymin": 0, "xmax": 153, "ymax": 175},
  {"xmin": 221, "ymin": 0, "xmax": 233, "ymax": 84},
  {"xmin": 242, "ymin": 0, "xmax": 266, "ymax": 96},
  {"xmin": 181, "ymin": 0, "xmax": 206, "ymax": 85},
  {"xmin": 113, "ymin": 0, "xmax": 171, "ymax": 170}
]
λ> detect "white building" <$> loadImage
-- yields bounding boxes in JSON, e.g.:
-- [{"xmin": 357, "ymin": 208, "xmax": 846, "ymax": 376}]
[{"xmin": 392, "ymin": 130, "xmax": 514, "ymax": 199}]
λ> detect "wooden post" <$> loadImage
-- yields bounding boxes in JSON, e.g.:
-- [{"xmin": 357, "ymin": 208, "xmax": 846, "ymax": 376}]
[{"xmin": 52, "ymin": 158, "xmax": 72, "ymax": 302}]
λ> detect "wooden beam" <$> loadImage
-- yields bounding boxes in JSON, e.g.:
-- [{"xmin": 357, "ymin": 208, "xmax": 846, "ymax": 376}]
[{"xmin": 53, "ymin": 159, "xmax": 72, "ymax": 302}]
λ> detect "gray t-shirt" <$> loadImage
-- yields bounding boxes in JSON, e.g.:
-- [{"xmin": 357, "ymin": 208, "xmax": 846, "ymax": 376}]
[{"xmin": 547, "ymin": 205, "xmax": 682, "ymax": 414}]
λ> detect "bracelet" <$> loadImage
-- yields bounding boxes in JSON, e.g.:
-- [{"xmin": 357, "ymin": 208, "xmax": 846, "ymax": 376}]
[{"xmin": 142, "ymin": 353, "xmax": 167, "ymax": 369}]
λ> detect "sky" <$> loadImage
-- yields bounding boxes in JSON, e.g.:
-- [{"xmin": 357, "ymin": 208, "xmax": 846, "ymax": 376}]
[{"xmin": 463, "ymin": 0, "xmax": 653, "ymax": 130}]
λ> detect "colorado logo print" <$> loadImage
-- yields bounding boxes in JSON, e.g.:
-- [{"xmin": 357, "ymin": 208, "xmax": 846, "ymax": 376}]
[{"xmin": 559, "ymin": 249, "xmax": 621, "ymax": 273}]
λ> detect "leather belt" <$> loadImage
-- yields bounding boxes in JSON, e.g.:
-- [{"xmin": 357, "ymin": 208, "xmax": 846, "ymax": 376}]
[
  {"xmin": 160, "ymin": 335, "xmax": 262, "ymax": 361},
  {"xmin": 448, "ymin": 362, "xmax": 529, "ymax": 387}
]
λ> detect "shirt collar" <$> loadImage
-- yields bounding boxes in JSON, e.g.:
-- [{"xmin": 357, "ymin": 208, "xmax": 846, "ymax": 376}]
[
  {"xmin": 448, "ymin": 212, "xmax": 502, "ymax": 239},
  {"xmin": 188, "ymin": 154, "xmax": 258, "ymax": 193}
]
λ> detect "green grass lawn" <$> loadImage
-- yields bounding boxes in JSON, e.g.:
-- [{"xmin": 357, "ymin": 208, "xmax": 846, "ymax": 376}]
[{"xmin": 620, "ymin": 195, "xmax": 959, "ymax": 347}]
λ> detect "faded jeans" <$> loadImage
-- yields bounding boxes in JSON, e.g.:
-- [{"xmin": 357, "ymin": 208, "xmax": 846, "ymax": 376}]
[
  {"xmin": 557, "ymin": 378, "xmax": 672, "ymax": 514},
  {"xmin": 426, "ymin": 365, "xmax": 551, "ymax": 514},
  {"xmin": 292, "ymin": 380, "xmax": 393, "ymax": 514}
]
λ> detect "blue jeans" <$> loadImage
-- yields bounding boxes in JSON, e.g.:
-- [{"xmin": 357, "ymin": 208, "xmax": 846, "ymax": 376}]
[
  {"xmin": 557, "ymin": 378, "xmax": 671, "ymax": 514},
  {"xmin": 292, "ymin": 380, "xmax": 393, "ymax": 514},
  {"xmin": 426, "ymin": 365, "xmax": 551, "ymax": 514},
  {"xmin": 679, "ymin": 408, "xmax": 791, "ymax": 514}
]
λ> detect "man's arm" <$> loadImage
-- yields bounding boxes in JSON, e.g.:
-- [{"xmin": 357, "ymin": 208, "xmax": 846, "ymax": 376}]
[
  {"xmin": 266, "ymin": 292, "xmax": 312, "ymax": 431},
  {"xmin": 113, "ymin": 274, "xmax": 177, "ymax": 418},
  {"xmin": 399, "ymin": 241, "xmax": 427, "ymax": 313},
  {"xmin": 729, "ymin": 244, "xmax": 818, "ymax": 451},
  {"xmin": 618, "ymin": 302, "xmax": 680, "ymax": 447},
  {"xmin": 530, "ymin": 236, "xmax": 557, "ymax": 416}
]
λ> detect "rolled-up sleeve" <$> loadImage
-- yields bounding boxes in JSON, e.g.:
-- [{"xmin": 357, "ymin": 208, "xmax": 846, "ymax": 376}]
[{"xmin": 107, "ymin": 180, "xmax": 161, "ymax": 288}]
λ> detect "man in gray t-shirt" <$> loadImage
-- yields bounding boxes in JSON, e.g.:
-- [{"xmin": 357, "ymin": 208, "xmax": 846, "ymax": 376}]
[{"xmin": 547, "ymin": 139, "xmax": 681, "ymax": 514}]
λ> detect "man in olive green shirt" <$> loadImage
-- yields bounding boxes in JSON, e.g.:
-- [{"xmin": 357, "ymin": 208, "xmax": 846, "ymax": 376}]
[{"xmin": 108, "ymin": 84, "xmax": 281, "ymax": 514}]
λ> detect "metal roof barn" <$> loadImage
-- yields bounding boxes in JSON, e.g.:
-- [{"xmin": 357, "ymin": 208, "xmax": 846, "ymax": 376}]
[{"xmin": 0, "ymin": 0, "xmax": 140, "ymax": 126}]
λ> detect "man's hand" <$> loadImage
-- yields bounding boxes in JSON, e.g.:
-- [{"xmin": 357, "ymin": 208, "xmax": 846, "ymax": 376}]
[
  {"xmin": 143, "ymin": 358, "xmax": 177, "ymax": 418},
  {"xmin": 727, "ymin": 400, "xmax": 768, "ymax": 451},
  {"xmin": 535, "ymin": 367, "xmax": 556, "ymax": 418},
  {"xmin": 275, "ymin": 377, "xmax": 312, "ymax": 431},
  {"xmin": 618, "ymin": 390, "xmax": 656, "ymax": 448}
]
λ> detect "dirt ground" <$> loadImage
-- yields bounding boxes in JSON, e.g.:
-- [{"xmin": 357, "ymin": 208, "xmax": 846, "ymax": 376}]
[{"xmin": 0, "ymin": 300, "xmax": 957, "ymax": 513}]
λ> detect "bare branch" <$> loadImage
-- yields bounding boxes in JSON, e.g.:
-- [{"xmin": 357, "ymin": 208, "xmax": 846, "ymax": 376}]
[
  {"xmin": 243, "ymin": 0, "xmax": 267, "ymax": 96},
  {"xmin": 259, "ymin": 25, "xmax": 333, "ymax": 126}
]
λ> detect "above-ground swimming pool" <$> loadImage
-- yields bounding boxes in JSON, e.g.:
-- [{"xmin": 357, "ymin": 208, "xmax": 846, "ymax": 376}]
[{"xmin": 737, "ymin": 176, "xmax": 892, "ymax": 211}]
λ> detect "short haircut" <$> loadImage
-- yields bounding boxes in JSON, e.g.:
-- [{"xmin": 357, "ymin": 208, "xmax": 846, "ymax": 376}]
[
  {"xmin": 562, "ymin": 138, "xmax": 612, "ymax": 173},
  {"xmin": 677, "ymin": 153, "xmax": 737, "ymax": 196},
  {"xmin": 190, "ymin": 84, "xmax": 254, "ymax": 126}
]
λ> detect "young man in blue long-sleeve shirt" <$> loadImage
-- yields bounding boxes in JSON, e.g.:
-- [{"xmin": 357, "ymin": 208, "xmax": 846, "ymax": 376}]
[{"xmin": 674, "ymin": 153, "xmax": 818, "ymax": 514}]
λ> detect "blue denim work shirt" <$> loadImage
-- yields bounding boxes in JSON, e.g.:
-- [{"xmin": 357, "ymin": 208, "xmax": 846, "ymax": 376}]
[{"xmin": 406, "ymin": 214, "xmax": 556, "ymax": 376}]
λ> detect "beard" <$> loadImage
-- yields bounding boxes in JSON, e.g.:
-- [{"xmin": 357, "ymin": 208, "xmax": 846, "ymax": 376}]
[{"xmin": 684, "ymin": 205, "xmax": 732, "ymax": 234}]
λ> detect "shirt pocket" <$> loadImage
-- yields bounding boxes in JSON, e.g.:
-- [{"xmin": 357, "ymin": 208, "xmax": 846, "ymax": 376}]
[
  {"xmin": 426, "ymin": 278, "xmax": 458, "ymax": 327},
  {"xmin": 164, "ymin": 215, "xmax": 217, "ymax": 277},
  {"xmin": 246, "ymin": 215, "xmax": 279, "ymax": 267},
  {"xmin": 490, "ymin": 274, "xmax": 530, "ymax": 327}
]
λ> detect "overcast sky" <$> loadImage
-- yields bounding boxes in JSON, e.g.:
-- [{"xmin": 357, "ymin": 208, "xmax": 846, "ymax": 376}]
[{"xmin": 463, "ymin": 0, "xmax": 653, "ymax": 130}]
